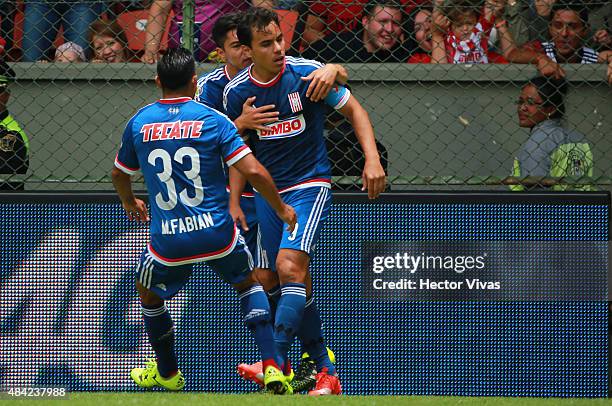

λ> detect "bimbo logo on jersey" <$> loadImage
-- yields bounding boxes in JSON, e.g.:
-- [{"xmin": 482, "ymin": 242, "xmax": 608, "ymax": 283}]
[
  {"xmin": 140, "ymin": 121, "xmax": 204, "ymax": 142},
  {"xmin": 256, "ymin": 114, "xmax": 306, "ymax": 140}
]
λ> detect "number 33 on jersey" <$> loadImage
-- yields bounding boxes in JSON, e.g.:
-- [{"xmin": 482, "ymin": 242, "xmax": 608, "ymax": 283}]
[{"xmin": 114, "ymin": 97, "xmax": 251, "ymax": 265}]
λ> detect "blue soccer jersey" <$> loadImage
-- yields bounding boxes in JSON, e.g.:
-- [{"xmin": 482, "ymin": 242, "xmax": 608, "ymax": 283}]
[
  {"xmin": 223, "ymin": 56, "xmax": 351, "ymax": 192},
  {"xmin": 195, "ymin": 65, "xmax": 229, "ymax": 111},
  {"xmin": 114, "ymin": 97, "xmax": 252, "ymax": 266},
  {"xmin": 196, "ymin": 65, "xmax": 257, "ymax": 221}
]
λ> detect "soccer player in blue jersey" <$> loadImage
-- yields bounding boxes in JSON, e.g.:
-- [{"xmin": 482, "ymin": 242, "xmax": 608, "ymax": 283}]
[
  {"xmin": 196, "ymin": 12, "xmax": 347, "ymax": 393},
  {"xmin": 223, "ymin": 8, "xmax": 386, "ymax": 396},
  {"xmin": 111, "ymin": 47, "xmax": 296, "ymax": 391}
]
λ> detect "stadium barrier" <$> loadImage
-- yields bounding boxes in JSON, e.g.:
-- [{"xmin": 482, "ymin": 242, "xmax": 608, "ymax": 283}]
[
  {"xmin": 1, "ymin": 192, "xmax": 609, "ymax": 396},
  {"xmin": 3, "ymin": 63, "xmax": 611, "ymax": 191}
]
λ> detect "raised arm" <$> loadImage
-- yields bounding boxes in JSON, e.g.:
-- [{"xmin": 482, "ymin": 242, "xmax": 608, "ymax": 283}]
[{"xmin": 142, "ymin": 0, "xmax": 172, "ymax": 64}]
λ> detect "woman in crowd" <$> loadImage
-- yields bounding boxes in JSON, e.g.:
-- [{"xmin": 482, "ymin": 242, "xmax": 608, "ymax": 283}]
[
  {"xmin": 89, "ymin": 19, "xmax": 129, "ymax": 63},
  {"xmin": 509, "ymin": 76, "xmax": 594, "ymax": 191}
]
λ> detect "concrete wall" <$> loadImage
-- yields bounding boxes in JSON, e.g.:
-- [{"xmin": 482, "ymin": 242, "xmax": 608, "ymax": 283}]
[{"xmin": 6, "ymin": 63, "xmax": 611, "ymax": 190}]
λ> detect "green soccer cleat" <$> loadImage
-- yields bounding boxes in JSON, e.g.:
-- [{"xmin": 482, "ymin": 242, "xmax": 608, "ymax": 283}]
[
  {"xmin": 292, "ymin": 347, "xmax": 336, "ymax": 393},
  {"xmin": 130, "ymin": 359, "xmax": 185, "ymax": 391},
  {"xmin": 264, "ymin": 365, "xmax": 293, "ymax": 395}
]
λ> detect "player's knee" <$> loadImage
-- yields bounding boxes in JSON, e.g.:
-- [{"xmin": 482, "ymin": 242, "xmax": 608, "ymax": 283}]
[
  {"xmin": 276, "ymin": 256, "xmax": 307, "ymax": 284},
  {"xmin": 136, "ymin": 280, "xmax": 163, "ymax": 307},
  {"xmin": 254, "ymin": 267, "xmax": 279, "ymax": 290}
]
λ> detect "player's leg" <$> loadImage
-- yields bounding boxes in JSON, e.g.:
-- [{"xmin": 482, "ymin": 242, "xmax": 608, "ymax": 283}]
[
  {"xmin": 130, "ymin": 250, "xmax": 190, "ymax": 391},
  {"xmin": 275, "ymin": 186, "xmax": 341, "ymax": 396},
  {"xmin": 208, "ymin": 237, "xmax": 291, "ymax": 395}
]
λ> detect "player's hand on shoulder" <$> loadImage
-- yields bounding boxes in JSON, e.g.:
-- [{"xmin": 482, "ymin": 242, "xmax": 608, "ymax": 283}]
[
  {"xmin": 122, "ymin": 198, "xmax": 150, "ymax": 222},
  {"xmin": 301, "ymin": 65, "xmax": 337, "ymax": 102},
  {"xmin": 277, "ymin": 203, "xmax": 297, "ymax": 232},
  {"xmin": 236, "ymin": 96, "xmax": 279, "ymax": 132},
  {"xmin": 362, "ymin": 159, "xmax": 387, "ymax": 200}
]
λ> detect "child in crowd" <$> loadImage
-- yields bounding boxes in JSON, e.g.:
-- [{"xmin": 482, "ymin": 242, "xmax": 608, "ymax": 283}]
[{"xmin": 430, "ymin": 0, "xmax": 563, "ymax": 78}]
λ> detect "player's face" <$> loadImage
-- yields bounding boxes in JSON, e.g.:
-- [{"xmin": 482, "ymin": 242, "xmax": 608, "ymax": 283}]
[
  {"xmin": 517, "ymin": 84, "xmax": 554, "ymax": 128},
  {"xmin": 249, "ymin": 22, "xmax": 285, "ymax": 75},
  {"xmin": 221, "ymin": 29, "xmax": 252, "ymax": 71},
  {"xmin": 92, "ymin": 35, "xmax": 126, "ymax": 63},
  {"xmin": 363, "ymin": 6, "xmax": 403, "ymax": 51},
  {"xmin": 414, "ymin": 9, "xmax": 432, "ymax": 52},
  {"xmin": 549, "ymin": 10, "xmax": 587, "ymax": 59},
  {"xmin": 451, "ymin": 11, "xmax": 477, "ymax": 42}
]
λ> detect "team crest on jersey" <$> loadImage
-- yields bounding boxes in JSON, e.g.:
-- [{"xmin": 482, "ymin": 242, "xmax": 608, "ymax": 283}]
[
  {"xmin": 168, "ymin": 107, "xmax": 180, "ymax": 115},
  {"xmin": 288, "ymin": 92, "xmax": 302, "ymax": 113},
  {"xmin": 257, "ymin": 114, "xmax": 305, "ymax": 140}
]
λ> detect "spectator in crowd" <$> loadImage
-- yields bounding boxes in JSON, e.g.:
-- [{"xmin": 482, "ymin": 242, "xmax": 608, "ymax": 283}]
[
  {"xmin": 89, "ymin": 19, "xmax": 129, "ymax": 63},
  {"xmin": 21, "ymin": 0, "xmax": 105, "ymax": 61},
  {"xmin": 430, "ymin": 0, "xmax": 565, "ymax": 78},
  {"xmin": 430, "ymin": 0, "xmax": 505, "ymax": 63},
  {"xmin": 54, "ymin": 42, "xmax": 87, "ymax": 62},
  {"xmin": 141, "ymin": 0, "xmax": 274, "ymax": 63},
  {"xmin": 0, "ymin": 60, "xmax": 29, "ymax": 190},
  {"xmin": 522, "ymin": 2, "xmax": 612, "ymax": 82},
  {"xmin": 302, "ymin": 0, "xmax": 412, "ymax": 63},
  {"xmin": 502, "ymin": 1, "xmax": 611, "ymax": 49},
  {"xmin": 588, "ymin": 2, "xmax": 611, "ymax": 50},
  {"xmin": 508, "ymin": 76, "xmax": 593, "ymax": 191},
  {"xmin": 407, "ymin": 6, "xmax": 433, "ymax": 62},
  {"xmin": 302, "ymin": 0, "xmax": 430, "ymax": 48}
]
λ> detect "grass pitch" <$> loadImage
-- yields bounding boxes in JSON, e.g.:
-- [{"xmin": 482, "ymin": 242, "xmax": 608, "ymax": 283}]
[{"xmin": 4, "ymin": 393, "xmax": 612, "ymax": 406}]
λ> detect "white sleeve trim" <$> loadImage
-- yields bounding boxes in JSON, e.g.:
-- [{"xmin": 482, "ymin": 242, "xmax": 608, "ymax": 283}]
[
  {"xmin": 114, "ymin": 158, "xmax": 139, "ymax": 176},
  {"xmin": 226, "ymin": 146, "xmax": 252, "ymax": 166},
  {"xmin": 333, "ymin": 88, "xmax": 351, "ymax": 110}
]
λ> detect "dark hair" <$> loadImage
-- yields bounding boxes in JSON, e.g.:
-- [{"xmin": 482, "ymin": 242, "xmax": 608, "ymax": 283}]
[
  {"xmin": 212, "ymin": 12, "xmax": 242, "ymax": 48},
  {"xmin": 157, "ymin": 48, "xmax": 195, "ymax": 91},
  {"xmin": 526, "ymin": 76, "xmax": 568, "ymax": 119},
  {"xmin": 88, "ymin": 19, "xmax": 128, "ymax": 48},
  {"xmin": 550, "ymin": 1, "xmax": 589, "ymax": 26},
  {"xmin": 364, "ymin": 0, "xmax": 404, "ymax": 19},
  {"xmin": 237, "ymin": 7, "xmax": 280, "ymax": 47}
]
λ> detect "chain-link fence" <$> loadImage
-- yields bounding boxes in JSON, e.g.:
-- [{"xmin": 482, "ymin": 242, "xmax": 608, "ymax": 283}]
[{"xmin": 0, "ymin": 0, "xmax": 610, "ymax": 191}]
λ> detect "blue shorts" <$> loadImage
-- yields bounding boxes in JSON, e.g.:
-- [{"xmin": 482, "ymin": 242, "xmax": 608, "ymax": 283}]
[
  {"xmin": 238, "ymin": 195, "xmax": 269, "ymax": 270},
  {"xmin": 134, "ymin": 236, "xmax": 253, "ymax": 300},
  {"xmin": 255, "ymin": 186, "xmax": 332, "ymax": 272}
]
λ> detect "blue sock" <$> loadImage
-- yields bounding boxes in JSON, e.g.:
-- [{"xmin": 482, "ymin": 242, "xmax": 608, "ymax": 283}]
[
  {"xmin": 267, "ymin": 284, "xmax": 281, "ymax": 322},
  {"xmin": 274, "ymin": 283, "xmax": 306, "ymax": 366},
  {"xmin": 238, "ymin": 284, "xmax": 277, "ymax": 367},
  {"xmin": 142, "ymin": 303, "xmax": 177, "ymax": 378},
  {"xmin": 297, "ymin": 296, "xmax": 335, "ymax": 374}
]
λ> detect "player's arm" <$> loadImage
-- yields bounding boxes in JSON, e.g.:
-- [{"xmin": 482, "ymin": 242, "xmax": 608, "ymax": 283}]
[
  {"xmin": 337, "ymin": 96, "xmax": 387, "ymax": 199},
  {"xmin": 301, "ymin": 63, "xmax": 349, "ymax": 102},
  {"xmin": 228, "ymin": 166, "xmax": 249, "ymax": 230},
  {"xmin": 232, "ymin": 154, "xmax": 296, "ymax": 231},
  {"xmin": 111, "ymin": 167, "xmax": 149, "ymax": 222}
]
